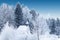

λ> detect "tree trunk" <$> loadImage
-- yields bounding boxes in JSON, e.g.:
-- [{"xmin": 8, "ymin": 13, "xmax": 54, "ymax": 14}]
[{"xmin": 37, "ymin": 26, "xmax": 39, "ymax": 40}]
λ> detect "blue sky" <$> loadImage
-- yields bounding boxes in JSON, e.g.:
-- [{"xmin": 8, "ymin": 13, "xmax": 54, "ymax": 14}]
[{"xmin": 0, "ymin": 0, "xmax": 60, "ymax": 17}]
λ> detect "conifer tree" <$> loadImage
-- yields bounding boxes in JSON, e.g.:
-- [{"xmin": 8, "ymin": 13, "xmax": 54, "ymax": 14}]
[{"xmin": 15, "ymin": 3, "xmax": 23, "ymax": 28}]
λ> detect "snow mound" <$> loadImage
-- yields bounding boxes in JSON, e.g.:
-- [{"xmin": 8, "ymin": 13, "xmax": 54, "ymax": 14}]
[
  {"xmin": 14, "ymin": 25, "xmax": 30, "ymax": 40},
  {"xmin": 0, "ymin": 22, "xmax": 31, "ymax": 40},
  {"xmin": 0, "ymin": 22, "xmax": 60, "ymax": 40},
  {"xmin": 0, "ymin": 22, "xmax": 15, "ymax": 40}
]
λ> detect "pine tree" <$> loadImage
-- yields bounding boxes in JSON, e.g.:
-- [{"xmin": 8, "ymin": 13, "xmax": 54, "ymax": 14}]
[
  {"xmin": 55, "ymin": 18, "xmax": 60, "ymax": 35},
  {"xmin": 49, "ymin": 19, "xmax": 56, "ymax": 34},
  {"xmin": 30, "ymin": 10, "xmax": 36, "ymax": 20},
  {"xmin": 15, "ymin": 3, "xmax": 23, "ymax": 28},
  {"xmin": 28, "ymin": 10, "xmax": 37, "ymax": 34}
]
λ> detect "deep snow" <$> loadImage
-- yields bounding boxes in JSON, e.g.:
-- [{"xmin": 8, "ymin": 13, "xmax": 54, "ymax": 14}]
[{"xmin": 0, "ymin": 22, "xmax": 60, "ymax": 40}]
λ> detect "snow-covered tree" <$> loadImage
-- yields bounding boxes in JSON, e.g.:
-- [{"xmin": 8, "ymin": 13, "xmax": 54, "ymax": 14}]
[
  {"xmin": 22, "ymin": 6, "xmax": 32, "ymax": 25},
  {"xmin": 27, "ymin": 10, "xmax": 38, "ymax": 34},
  {"xmin": 32, "ymin": 15, "xmax": 50, "ymax": 40},
  {"xmin": 0, "ymin": 3, "xmax": 14, "ymax": 31},
  {"xmin": 55, "ymin": 18, "xmax": 60, "ymax": 35},
  {"xmin": 47, "ymin": 18, "xmax": 56, "ymax": 34},
  {"xmin": 30, "ymin": 10, "xmax": 37, "ymax": 20},
  {"xmin": 14, "ymin": 3, "xmax": 23, "ymax": 28},
  {"xmin": 22, "ymin": 6, "xmax": 34, "ymax": 33}
]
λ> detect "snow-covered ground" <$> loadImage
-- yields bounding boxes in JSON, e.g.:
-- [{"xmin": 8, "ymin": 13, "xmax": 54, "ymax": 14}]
[{"xmin": 0, "ymin": 22, "xmax": 60, "ymax": 40}]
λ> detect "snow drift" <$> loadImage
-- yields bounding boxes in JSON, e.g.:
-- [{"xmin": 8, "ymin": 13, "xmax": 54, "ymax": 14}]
[{"xmin": 0, "ymin": 22, "xmax": 60, "ymax": 40}]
